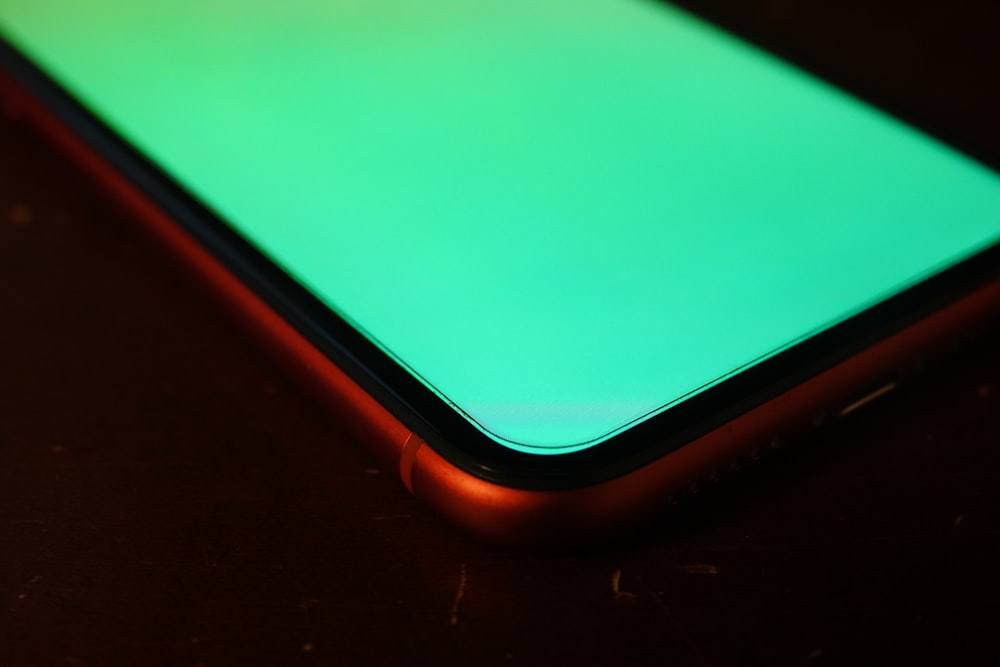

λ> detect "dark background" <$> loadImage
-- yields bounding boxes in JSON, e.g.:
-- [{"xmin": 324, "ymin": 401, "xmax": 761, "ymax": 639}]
[{"xmin": 2, "ymin": 1, "xmax": 999, "ymax": 664}]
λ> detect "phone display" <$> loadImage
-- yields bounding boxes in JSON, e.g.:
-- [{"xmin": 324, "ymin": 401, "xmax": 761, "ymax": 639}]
[{"xmin": 3, "ymin": 1, "xmax": 1000, "ymax": 540}]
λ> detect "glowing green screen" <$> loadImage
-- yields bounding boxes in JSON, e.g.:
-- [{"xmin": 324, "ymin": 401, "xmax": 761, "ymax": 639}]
[{"xmin": 5, "ymin": 1, "xmax": 1000, "ymax": 452}]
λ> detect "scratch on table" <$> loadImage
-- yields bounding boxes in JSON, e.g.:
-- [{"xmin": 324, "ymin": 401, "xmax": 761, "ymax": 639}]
[
  {"xmin": 676, "ymin": 563, "xmax": 719, "ymax": 575},
  {"xmin": 297, "ymin": 595, "xmax": 320, "ymax": 611},
  {"xmin": 611, "ymin": 569, "xmax": 637, "ymax": 599},
  {"xmin": 449, "ymin": 563, "xmax": 467, "ymax": 626},
  {"xmin": 16, "ymin": 574, "xmax": 42, "ymax": 600}
]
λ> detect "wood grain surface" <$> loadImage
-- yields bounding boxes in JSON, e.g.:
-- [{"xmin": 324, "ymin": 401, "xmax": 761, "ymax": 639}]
[{"xmin": 2, "ymin": 2, "xmax": 999, "ymax": 665}]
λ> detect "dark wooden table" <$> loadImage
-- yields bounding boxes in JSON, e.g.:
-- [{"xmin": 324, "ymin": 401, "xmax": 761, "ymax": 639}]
[{"xmin": 2, "ymin": 2, "xmax": 999, "ymax": 664}]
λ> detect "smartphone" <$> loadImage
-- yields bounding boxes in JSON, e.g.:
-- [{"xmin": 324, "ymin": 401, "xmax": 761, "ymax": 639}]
[{"xmin": 3, "ymin": 1, "xmax": 999, "ymax": 545}]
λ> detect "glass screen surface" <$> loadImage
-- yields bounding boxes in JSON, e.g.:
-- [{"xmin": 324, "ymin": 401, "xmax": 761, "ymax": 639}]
[{"xmin": 4, "ymin": 1, "xmax": 1000, "ymax": 453}]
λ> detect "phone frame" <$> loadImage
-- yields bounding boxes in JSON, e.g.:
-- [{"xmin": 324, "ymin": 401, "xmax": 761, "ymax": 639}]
[{"xmin": 3, "ymin": 8, "xmax": 1000, "ymax": 543}]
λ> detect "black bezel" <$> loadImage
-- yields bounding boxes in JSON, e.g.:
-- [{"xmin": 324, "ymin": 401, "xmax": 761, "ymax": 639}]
[{"xmin": 3, "ymin": 2, "xmax": 999, "ymax": 491}]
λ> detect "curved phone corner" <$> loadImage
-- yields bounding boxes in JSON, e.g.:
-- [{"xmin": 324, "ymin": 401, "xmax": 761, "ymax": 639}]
[
  {"xmin": 402, "ymin": 434, "xmax": 687, "ymax": 548},
  {"xmin": 403, "ymin": 276, "xmax": 1000, "ymax": 547}
]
